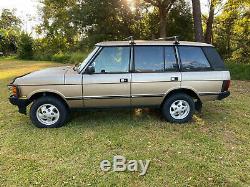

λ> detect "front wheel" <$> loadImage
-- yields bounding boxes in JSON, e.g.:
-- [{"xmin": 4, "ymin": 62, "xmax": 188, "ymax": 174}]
[
  {"xmin": 30, "ymin": 96, "xmax": 69, "ymax": 128},
  {"xmin": 161, "ymin": 93, "xmax": 195, "ymax": 123}
]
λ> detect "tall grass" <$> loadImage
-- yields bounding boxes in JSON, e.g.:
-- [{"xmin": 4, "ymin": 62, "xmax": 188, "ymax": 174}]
[{"xmin": 225, "ymin": 61, "xmax": 250, "ymax": 80}]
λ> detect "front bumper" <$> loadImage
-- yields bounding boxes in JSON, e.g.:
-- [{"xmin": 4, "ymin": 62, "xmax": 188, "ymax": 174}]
[
  {"xmin": 9, "ymin": 96, "xmax": 30, "ymax": 115},
  {"xmin": 218, "ymin": 91, "xmax": 230, "ymax": 100}
]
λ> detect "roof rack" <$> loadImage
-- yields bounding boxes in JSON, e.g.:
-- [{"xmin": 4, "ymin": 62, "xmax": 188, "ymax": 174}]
[
  {"xmin": 124, "ymin": 36, "xmax": 135, "ymax": 45},
  {"xmin": 155, "ymin": 36, "xmax": 180, "ymax": 44}
]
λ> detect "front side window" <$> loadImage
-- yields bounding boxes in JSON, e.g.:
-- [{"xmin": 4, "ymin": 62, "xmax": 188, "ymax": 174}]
[
  {"xmin": 77, "ymin": 47, "xmax": 99, "ymax": 72},
  {"xmin": 178, "ymin": 46, "xmax": 211, "ymax": 71},
  {"xmin": 92, "ymin": 47, "xmax": 130, "ymax": 73},
  {"xmin": 134, "ymin": 46, "xmax": 164, "ymax": 72}
]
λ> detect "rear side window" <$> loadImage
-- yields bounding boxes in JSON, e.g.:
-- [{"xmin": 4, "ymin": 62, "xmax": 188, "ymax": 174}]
[
  {"xmin": 134, "ymin": 46, "xmax": 164, "ymax": 72},
  {"xmin": 178, "ymin": 46, "xmax": 211, "ymax": 71},
  {"xmin": 202, "ymin": 47, "xmax": 226, "ymax": 70}
]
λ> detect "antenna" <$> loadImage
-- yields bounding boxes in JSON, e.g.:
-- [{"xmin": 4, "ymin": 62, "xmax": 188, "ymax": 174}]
[
  {"xmin": 124, "ymin": 36, "xmax": 135, "ymax": 45},
  {"xmin": 155, "ymin": 36, "xmax": 180, "ymax": 44}
]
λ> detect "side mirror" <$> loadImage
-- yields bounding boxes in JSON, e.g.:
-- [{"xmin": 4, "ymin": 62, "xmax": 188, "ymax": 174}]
[{"xmin": 85, "ymin": 65, "xmax": 95, "ymax": 74}]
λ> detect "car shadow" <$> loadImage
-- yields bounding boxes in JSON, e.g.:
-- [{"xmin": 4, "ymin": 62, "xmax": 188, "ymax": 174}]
[{"xmin": 68, "ymin": 108, "xmax": 163, "ymax": 127}]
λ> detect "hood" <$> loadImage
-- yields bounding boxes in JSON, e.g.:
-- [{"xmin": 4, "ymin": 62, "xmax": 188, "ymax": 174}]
[{"xmin": 14, "ymin": 66, "xmax": 72, "ymax": 85}]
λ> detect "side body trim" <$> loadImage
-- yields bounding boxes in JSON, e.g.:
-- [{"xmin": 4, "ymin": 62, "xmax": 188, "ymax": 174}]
[
  {"xmin": 199, "ymin": 92, "xmax": 220, "ymax": 96},
  {"xmin": 65, "ymin": 94, "xmax": 165, "ymax": 100}
]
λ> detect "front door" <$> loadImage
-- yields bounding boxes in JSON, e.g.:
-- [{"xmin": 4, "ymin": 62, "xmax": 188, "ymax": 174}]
[
  {"xmin": 83, "ymin": 46, "xmax": 131, "ymax": 108},
  {"xmin": 131, "ymin": 46, "xmax": 181, "ymax": 106}
]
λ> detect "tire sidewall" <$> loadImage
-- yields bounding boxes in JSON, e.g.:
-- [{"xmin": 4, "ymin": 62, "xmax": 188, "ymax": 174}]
[
  {"xmin": 162, "ymin": 93, "xmax": 195, "ymax": 123},
  {"xmin": 30, "ymin": 96, "xmax": 68, "ymax": 128}
]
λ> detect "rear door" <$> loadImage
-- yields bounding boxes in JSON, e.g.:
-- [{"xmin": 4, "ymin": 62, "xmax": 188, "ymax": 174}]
[
  {"xmin": 131, "ymin": 46, "xmax": 181, "ymax": 107},
  {"xmin": 82, "ymin": 46, "xmax": 131, "ymax": 108}
]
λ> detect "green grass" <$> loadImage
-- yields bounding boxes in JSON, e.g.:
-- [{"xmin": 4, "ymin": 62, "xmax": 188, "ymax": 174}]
[
  {"xmin": 226, "ymin": 62, "xmax": 250, "ymax": 80},
  {"xmin": 0, "ymin": 59, "xmax": 250, "ymax": 186}
]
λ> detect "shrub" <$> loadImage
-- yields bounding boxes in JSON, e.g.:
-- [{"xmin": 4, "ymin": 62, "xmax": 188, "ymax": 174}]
[
  {"xmin": 225, "ymin": 60, "xmax": 250, "ymax": 80},
  {"xmin": 17, "ymin": 32, "xmax": 33, "ymax": 59},
  {"xmin": 51, "ymin": 52, "xmax": 71, "ymax": 63},
  {"xmin": 68, "ymin": 52, "xmax": 88, "ymax": 64}
]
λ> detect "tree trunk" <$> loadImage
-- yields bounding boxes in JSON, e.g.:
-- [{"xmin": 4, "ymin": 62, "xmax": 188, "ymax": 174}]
[
  {"xmin": 159, "ymin": 6, "xmax": 167, "ymax": 38},
  {"xmin": 191, "ymin": 0, "xmax": 204, "ymax": 42},
  {"xmin": 204, "ymin": 1, "xmax": 215, "ymax": 44}
]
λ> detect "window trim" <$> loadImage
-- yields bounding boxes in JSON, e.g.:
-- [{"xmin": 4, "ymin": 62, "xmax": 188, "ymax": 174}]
[
  {"xmin": 165, "ymin": 46, "xmax": 179, "ymax": 72},
  {"xmin": 80, "ymin": 47, "xmax": 102, "ymax": 74},
  {"xmin": 84, "ymin": 46, "xmax": 132, "ymax": 74},
  {"xmin": 177, "ymin": 45, "xmax": 214, "ymax": 72}
]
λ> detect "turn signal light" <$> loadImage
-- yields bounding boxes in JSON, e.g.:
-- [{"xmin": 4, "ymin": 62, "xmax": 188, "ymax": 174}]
[{"xmin": 8, "ymin": 85, "xmax": 18, "ymax": 97}]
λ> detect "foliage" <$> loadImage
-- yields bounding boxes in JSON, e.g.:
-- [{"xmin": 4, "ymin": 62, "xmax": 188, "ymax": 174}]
[
  {"xmin": 166, "ymin": 0, "xmax": 193, "ymax": 40},
  {"xmin": 0, "ymin": 9, "xmax": 22, "ymax": 54},
  {"xmin": 226, "ymin": 60, "xmax": 250, "ymax": 80},
  {"xmin": 51, "ymin": 52, "xmax": 71, "ymax": 63},
  {"xmin": 0, "ymin": 29, "xmax": 19, "ymax": 54},
  {"xmin": 37, "ymin": 0, "xmax": 193, "ymax": 53},
  {"xmin": 0, "ymin": 9, "xmax": 22, "ymax": 30},
  {"xmin": 17, "ymin": 33, "xmax": 34, "ymax": 59},
  {"xmin": 68, "ymin": 51, "xmax": 89, "ymax": 64},
  {"xmin": 213, "ymin": 0, "xmax": 250, "ymax": 62}
]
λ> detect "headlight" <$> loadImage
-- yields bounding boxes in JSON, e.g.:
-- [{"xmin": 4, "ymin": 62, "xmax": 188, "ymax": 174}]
[{"xmin": 8, "ymin": 85, "xmax": 18, "ymax": 97}]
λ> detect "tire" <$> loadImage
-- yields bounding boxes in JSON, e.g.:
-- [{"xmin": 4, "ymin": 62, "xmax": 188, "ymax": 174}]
[
  {"xmin": 161, "ymin": 93, "xmax": 195, "ymax": 123},
  {"xmin": 30, "ymin": 96, "xmax": 69, "ymax": 128}
]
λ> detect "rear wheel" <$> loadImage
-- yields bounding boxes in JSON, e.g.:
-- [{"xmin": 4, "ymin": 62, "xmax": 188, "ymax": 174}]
[
  {"xmin": 161, "ymin": 93, "xmax": 195, "ymax": 123},
  {"xmin": 30, "ymin": 96, "xmax": 69, "ymax": 128}
]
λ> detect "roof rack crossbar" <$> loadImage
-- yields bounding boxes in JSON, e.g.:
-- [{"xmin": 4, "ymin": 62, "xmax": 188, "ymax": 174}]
[{"xmin": 155, "ymin": 36, "xmax": 180, "ymax": 44}]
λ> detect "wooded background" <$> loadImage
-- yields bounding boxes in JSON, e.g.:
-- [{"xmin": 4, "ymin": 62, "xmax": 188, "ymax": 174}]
[{"xmin": 0, "ymin": 0, "xmax": 249, "ymax": 64}]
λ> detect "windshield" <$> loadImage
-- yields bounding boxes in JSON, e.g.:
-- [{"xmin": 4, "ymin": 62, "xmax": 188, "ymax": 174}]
[{"xmin": 77, "ymin": 47, "xmax": 99, "ymax": 73}]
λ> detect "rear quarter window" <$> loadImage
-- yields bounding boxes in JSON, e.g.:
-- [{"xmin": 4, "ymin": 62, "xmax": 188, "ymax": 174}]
[
  {"xmin": 202, "ymin": 47, "xmax": 226, "ymax": 71},
  {"xmin": 178, "ymin": 46, "xmax": 211, "ymax": 71}
]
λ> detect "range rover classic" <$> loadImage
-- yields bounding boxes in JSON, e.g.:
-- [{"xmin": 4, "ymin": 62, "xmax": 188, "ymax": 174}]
[{"xmin": 8, "ymin": 40, "xmax": 231, "ymax": 128}]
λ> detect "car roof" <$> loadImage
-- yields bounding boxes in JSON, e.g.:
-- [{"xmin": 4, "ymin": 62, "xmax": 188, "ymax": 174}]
[{"xmin": 96, "ymin": 40, "xmax": 214, "ymax": 47}]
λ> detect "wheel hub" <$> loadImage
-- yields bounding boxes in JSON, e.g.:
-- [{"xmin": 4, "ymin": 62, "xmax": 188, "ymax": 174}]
[
  {"xmin": 170, "ymin": 100, "xmax": 190, "ymax": 120},
  {"xmin": 36, "ymin": 104, "xmax": 60, "ymax": 126}
]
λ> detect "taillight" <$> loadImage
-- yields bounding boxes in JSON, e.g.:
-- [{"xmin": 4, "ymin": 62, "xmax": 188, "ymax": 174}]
[{"xmin": 222, "ymin": 80, "xmax": 230, "ymax": 92}]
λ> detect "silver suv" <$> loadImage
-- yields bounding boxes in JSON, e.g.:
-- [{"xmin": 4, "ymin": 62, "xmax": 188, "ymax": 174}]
[{"xmin": 8, "ymin": 40, "xmax": 231, "ymax": 128}]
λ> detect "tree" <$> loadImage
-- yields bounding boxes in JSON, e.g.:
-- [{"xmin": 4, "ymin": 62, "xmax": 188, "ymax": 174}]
[
  {"xmin": 191, "ymin": 0, "xmax": 204, "ymax": 42},
  {"xmin": 144, "ymin": 0, "xmax": 175, "ymax": 38},
  {"xmin": 0, "ymin": 9, "xmax": 22, "ymax": 54},
  {"xmin": 166, "ymin": 0, "xmax": 193, "ymax": 40},
  {"xmin": 213, "ymin": 0, "xmax": 249, "ymax": 62},
  {"xmin": 0, "ymin": 9, "xmax": 22, "ymax": 30},
  {"xmin": 204, "ymin": 0, "xmax": 224, "ymax": 44},
  {"xmin": 17, "ymin": 32, "xmax": 33, "ymax": 59},
  {"xmin": 37, "ymin": 0, "xmax": 78, "ymax": 52}
]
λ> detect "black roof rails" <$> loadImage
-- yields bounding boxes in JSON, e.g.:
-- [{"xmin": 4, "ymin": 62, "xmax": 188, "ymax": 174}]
[
  {"xmin": 155, "ymin": 36, "xmax": 180, "ymax": 44},
  {"xmin": 124, "ymin": 36, "xmax": 135, "ymax": 45}
]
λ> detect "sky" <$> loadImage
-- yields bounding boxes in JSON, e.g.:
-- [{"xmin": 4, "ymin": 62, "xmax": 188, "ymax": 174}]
[{"xmin": 0, "ymin": 0, "xmax": 209, "ymax": 35}]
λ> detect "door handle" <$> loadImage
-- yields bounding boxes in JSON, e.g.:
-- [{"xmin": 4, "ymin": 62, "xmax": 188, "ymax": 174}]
[
  {"xmin": 120, "ymin": 78, "xmax": 128, "ymax": 83},
  {"xmin": 171, "ymin": 77, "xmax": 179, "ymax": 81}
]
